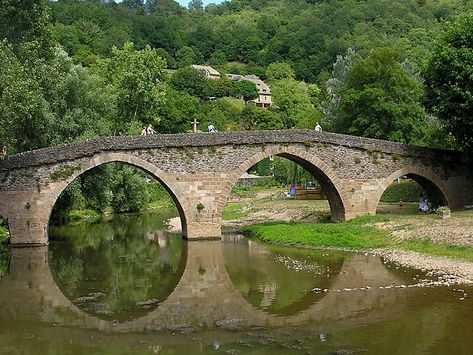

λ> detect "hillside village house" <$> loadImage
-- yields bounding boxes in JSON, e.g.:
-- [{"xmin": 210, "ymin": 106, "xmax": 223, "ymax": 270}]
[
  {"xmin": 191, "ymin": 65, "xmax": 221, "ymax": 80},
  {"xmin": 227, "ymin": 74, "xmax": 272, "ymax": 108},
  {"xmin": 189, "ymin": 65, "xmax": 272, "ymax": 108}
]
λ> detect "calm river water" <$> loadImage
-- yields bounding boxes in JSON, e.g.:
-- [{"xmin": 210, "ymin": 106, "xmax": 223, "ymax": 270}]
[{"xmin": 1, "ymin": 210, "xmax": 473, "ymax": 354}]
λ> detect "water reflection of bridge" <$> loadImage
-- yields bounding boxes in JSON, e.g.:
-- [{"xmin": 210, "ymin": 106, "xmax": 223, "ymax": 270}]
[{"xmin": 0, "ymin": 241, "xmax": 441, "ymax": 332}]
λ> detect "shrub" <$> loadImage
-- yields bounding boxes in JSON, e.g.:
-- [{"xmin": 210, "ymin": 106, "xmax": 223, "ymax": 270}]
[{"xmin": 380, "ymin": 181, "xmax": 424, "ymax": 202}]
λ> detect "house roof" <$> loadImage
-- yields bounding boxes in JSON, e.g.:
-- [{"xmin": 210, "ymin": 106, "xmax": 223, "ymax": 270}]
[
  {"xmin": 226, "ymin": 74, "xmax": 271, "ymax": 95},
  {"xmin": 191, "ymin": 65, "xmax": 221, "ymax": 77}
]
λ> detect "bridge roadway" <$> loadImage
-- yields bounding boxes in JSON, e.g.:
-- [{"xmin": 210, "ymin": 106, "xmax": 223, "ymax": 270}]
[{"xmin": 0, "ymin": 129, "xmax": 472, "ymax": 245}]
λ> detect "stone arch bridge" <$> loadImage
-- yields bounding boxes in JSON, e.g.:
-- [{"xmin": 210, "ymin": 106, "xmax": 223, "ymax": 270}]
[{"xmin": 0, "ymin": 130, "xmax": 472, "ymax": 245}]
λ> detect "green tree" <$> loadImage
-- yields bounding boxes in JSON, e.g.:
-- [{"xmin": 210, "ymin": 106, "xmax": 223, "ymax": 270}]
[
  {"xmin": 233, "ymin": 80, "xmax": 259, "ymax": 101},
  {"xmin": 169, "ymin": 67, "xmax": 210, "ymax": 98},
  {"xmin": 201, "ymin": 97, "xmax": 245, "ymax": 131},
  {"xmin": 208, "ymin": 77, "xmax": 236, "ymax": 98},
  {"xmin": 338, "ymin": 48, "xmax": 426, "ymax": 143},
  {"xmin": 157, "ymin": 86, "xmax": 201, "ymax": 133},
  {"xmin": 176, "ymin": 46, "xmax": 196, "ymax": 67},
  {"xmin": 209, "ymin": 50, "xmax": 227, "ymax": 66},
  {"xmin": 188, "ymin": 0, "xmax": 203, "ymax": 13},
  {"xmin": 111, "ymin": 166, "xmax": 149, "ymax": 213},
  {"xmin": 45, "ymin": 50, "xmax": 115, "ymax": 146},
  {"xmin": 0, "ymin": 40, "xmax": 50, "ymax": 152},
  {"xmin": 320, "ymin": 48, "xmax": 356, "ymax": 131},
  {"xmin": 96, "ymin": 42, "xmax": 166, "ymax": 133},
  {"xmin": 266, "ymin": 62, "xmax": 295, "ymax": 82},
  {"xmin": 240, "ymin": 105, "xmax": 284, "ymax": 130},
  {"xmin": 0, "ymin": 0, "xmax": 54, "ymax": 56},
  {"xmin": 271, "ymin": 78, "xmax": 322, "ymax": 128},
  {"xmin": 425, "ymin": 14, "xmax": 473, "ymax": 151}
]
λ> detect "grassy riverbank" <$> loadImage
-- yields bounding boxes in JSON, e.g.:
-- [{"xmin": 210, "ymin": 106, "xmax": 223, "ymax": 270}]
[
  {"xmin": 222, "ymin": 186, "xmax": 473, "ymax": 263},
  {"xmin": 243, "ymin": 221, "xmax": 390, "ymax": 249},
  {"xmin": 242, "ymin": 212, "xmax": 473, "ymax": 263}
]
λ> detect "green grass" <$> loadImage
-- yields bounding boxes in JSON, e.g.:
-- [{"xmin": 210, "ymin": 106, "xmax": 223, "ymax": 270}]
[
  {"xmin": 67, "ymin": 209, "xmax": 102, "ymax": 222},
  {"xmin": 243, "ymin": 222, "xmax": 391, "ymax": 249},
  {"xmin": 244, "ymin": 218, "xmax": 473, "ymax": 263},
  {"xmin": 222, "ymin": 202, "xmax": 250, "ymax": 220},
  {"xmin": 145, "ymin": 199, "xmax": 175, "ymax": 210}
]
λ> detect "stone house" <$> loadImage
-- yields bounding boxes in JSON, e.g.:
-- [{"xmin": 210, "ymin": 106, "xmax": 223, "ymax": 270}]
[
  {"xmin": 191, "ymin": 65, "xmax": 221, "ymax": 80},
  {"xmin": 226, "ymin": 74, "xmax": 272, "ymax": 108}
]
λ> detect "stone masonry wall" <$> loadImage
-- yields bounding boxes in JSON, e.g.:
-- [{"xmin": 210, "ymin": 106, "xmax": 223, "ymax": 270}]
[{"xmin": 0, "ymin": 130, "xmax": 472, "ymax": 245}]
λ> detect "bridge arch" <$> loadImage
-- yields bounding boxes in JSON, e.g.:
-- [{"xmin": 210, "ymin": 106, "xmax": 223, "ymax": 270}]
[
  {"xmin": 45, "ymin": 152, "xmax": 188, "ymax": 239},
  {"xmin": 217, "ymin": 145, "xmax": 349, "ymax": 221},
  {"xmin": 376, "ymin": 166, "xmax": 450, "ymax": 210}
]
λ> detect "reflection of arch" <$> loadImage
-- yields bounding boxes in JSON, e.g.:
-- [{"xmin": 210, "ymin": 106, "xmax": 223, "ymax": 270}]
[
  {"xmin": 46, "ymin": 152, "xmax": 188, "ymax": 239},
  {"xmin": 376, "ymin": 166, "xmax": 449, "ymax": 209},
  {"xmin": 217, "ymin": 146, "xmax": 348, "ymax": 221},
  {"xmin": 0, "ymin": 241, "xmax": 441, "ymax": 332},
  {"xmin": 49, "ymin": 231, "xmax": 188, "ymax": 322}
]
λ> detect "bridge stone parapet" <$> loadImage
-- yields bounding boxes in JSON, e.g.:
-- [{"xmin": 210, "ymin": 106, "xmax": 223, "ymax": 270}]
[
  {"xmin": 0, "ymin": 130, "xmax": 472, "ymax": 245},
  {"xmin": 0, "ymin": 130, "xmax": 465, "ymax": 171}
]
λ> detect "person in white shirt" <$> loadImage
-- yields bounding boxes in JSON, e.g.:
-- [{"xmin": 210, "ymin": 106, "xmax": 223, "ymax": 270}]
[
  {"xmin": 314, "ymin": 122, "xmax": 322, "ymax": 132},
  {"xmin": 146, "ymin": 124, "xmax": 156, "ymax": 135}
]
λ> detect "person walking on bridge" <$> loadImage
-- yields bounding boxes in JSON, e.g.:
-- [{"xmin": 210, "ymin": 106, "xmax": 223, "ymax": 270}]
[{"xmin": 146, "ymin": 124, "xmax": 156, "ymax": 135}]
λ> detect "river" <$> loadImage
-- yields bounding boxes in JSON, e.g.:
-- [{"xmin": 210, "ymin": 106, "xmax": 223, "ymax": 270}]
[{"xmin": 1, "ymin": 209, "xmax": 473, "ymax": 354}]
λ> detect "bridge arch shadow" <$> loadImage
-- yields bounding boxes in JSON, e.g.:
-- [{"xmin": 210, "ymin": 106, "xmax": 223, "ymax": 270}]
[
  {"xmin": 46, "ymin": 152, "xmax": 188, "ymax": 239},
  {"xmin": 376, "ymin": 166, "xmax": 449, "ymax": 212},
  {"xmin": 218, "ymin": 146, "xmax": 348, "ymax": 222}
]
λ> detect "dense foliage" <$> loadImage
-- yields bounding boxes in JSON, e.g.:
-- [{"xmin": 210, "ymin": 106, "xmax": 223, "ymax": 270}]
[
  {"xmin": 425, "ymin": 13, "xmax": 473, "ymax": 151},
  {"xmin": 48, "ymin": 0, "xmax": 473, "ymax": 82},
  {"xmin": 380, "ymin": 181, "xmax": 425, "ymax": 203}
]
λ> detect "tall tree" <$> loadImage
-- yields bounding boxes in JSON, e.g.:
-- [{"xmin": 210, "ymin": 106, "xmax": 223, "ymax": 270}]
[
  {"xmin": 0, "ymin": 40, "xmax": 50, "ymax": 151},
  {"xmin": 271, "ymin": 78, "xmax": 322, "ymax": 129},
  {"xmin": 233, "ymin": 80, "xmax": 259, "ymax": 101},
  {"xmin": 169, "ymin": 67, "xmax": 210, "ymax": 99},
  {"xmin": 95, "ymin": 42, "xmax": 166, "ymax": 133},
  {"xmin": 0, "ymin": 0, "xmax": 54, "ymax": 56},
  {"xmin": 337, "ymin": 48, "xmax": 426, "ymax": 144},
  {"xmin": 425, "ymin": 13, "xmax": 473, "ymax": 151},
  {"xmin": 188, "ymin": 0, "xmax": 203, "ymax": 13}
]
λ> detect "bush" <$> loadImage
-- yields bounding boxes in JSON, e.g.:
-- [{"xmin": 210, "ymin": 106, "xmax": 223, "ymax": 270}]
[
  {"xmin": 380, "ymin": 181, "xmax": 424, "ymax": 202},
  {"xmin": 147, "ymin": 182, "xmax": 173, "ymax": 202}
]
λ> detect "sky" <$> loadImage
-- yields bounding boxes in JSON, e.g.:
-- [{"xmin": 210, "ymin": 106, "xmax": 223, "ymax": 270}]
[{"xmin": 176, "ymin": 0, "xmax": 225, "ymax": 7}]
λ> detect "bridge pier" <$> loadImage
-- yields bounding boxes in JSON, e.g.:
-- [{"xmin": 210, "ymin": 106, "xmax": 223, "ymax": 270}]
[
  {"xmin": 0, "ymin": 191, "xmax": 49, "ymax": 246},
  {"xmin": 185, "ymin": 222, "xmax": 221, "ymax": 240}
]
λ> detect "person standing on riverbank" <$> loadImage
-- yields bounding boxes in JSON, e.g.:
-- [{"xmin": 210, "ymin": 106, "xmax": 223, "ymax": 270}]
[{"xmin": 314, "ymin": 122, "xmax": 322, "ymax": 132}]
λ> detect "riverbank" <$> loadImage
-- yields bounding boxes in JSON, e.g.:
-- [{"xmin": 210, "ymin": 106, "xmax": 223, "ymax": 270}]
[{"xmin": 221, "ymin": 188, "xmax": 473, "ymax": 283}]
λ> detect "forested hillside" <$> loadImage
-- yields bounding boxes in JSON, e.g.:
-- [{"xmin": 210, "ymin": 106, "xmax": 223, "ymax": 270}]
[{"xmin": 51, "ymin": 0, "xmax": 470, "ymax": 81}]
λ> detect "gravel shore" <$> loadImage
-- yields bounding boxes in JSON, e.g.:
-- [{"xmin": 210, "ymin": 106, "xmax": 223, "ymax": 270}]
[{"xmin": 372, "ymin": 248, "xmax": 473, "ymax": 285}]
